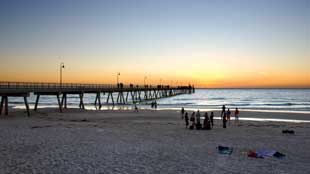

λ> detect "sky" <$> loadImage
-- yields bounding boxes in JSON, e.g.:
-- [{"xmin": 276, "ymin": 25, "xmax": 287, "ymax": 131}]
[{"xmin": 0, "ymin": 0, "xmax": 309, "ymax": 88}]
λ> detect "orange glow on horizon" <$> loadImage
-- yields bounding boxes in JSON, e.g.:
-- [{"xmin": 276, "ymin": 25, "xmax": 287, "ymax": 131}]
[{"xmin": 0, "ymin": 69, "xmax": 309, "ymax": 88}]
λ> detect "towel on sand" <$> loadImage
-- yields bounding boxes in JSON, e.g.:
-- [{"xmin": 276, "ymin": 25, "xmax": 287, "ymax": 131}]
[
  {"xmin": 217, "ymin": 146, "xmax": 233, "ymax": 155},
  {"xmin": 248, "ymin": 150, "xmax": 285, "ymax": 159}
]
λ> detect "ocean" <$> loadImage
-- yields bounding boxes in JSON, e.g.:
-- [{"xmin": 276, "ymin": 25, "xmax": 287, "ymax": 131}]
[{"xmin": 10, "ymin": 89, "xmax": 310, "ymax": 113}]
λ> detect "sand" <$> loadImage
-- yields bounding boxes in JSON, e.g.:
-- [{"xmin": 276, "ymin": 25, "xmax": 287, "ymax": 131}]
[{"xmin": 0, "ymin": 109, "xmax": 310, "ymax": 174}]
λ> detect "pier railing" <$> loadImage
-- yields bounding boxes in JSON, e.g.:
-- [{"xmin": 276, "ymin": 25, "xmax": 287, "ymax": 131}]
[
  {"xmin": 0, "ymin": 81, "xmax": 187, "ymax": 92},
  {"xmin": 0, "ymin": 81, "xmax": 114, "ymax": 89}
]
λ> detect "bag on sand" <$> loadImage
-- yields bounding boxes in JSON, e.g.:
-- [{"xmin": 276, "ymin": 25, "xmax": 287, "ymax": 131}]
[
  {"xmin": 196, "ymin": 123, "xmax": 202, "ymax": 130},
  {"xmin": 217, "ymin": 146, "xmax": 233, "ymax": 155}
]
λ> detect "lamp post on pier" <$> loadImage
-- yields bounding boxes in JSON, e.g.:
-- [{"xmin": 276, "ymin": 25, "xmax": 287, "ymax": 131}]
[
  {"xmin": 117, "ymin": 72, "xmax": 120, "ymax": 85},
  {"xmin": 60, "ymin": 62, "xmax": 65, "ymax": 87},
  {"xmin": 144, "ymin": 76, "xmax": 147, "ymax": 87}
]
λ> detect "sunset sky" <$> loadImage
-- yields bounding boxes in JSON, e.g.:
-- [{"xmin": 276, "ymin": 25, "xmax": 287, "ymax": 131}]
[{"xmin": 0, "ymin": 0, "xmax": 309, "ymax": 88}]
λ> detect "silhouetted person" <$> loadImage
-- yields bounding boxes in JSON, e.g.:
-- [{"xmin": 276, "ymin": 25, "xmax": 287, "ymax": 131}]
[
  {"xmin": 227, "ymin": 108, "xmax": 231, "ymax": 125},
  {"xmin": 203, "ymin": 112, "xmax": 211, "ymax": 130},
  {"xmin": 190, "ymin": 112, "xmax": 195, "ymax": 130},
  {"xmin": 221, "ymin": 105, "xmax": 226, "ymax": 119},
  {"xmin": 154, "ymin": 101, "xmax": 157, "ymax": 110},
  {"xmin": 196, "ymin": 110, "xmax": 202, "ymax": 130},
  {"xmin": 134, "ymin": 104, "xmax": 139, "ymax": 112},
  {"xmin": 223, "ymin": 112, "xmax": 227, "ymax": 128},
  {"xmin": 181, "ymin": 107, "xmax": 185, "ymax": 119},
  {"xmin": 210, "ymin": 112, "xmax": 214, "ymax": 128},
  {"xmin": 184, "ymin": 112, "xmax": 189, "ymax": 128},
  {"xmin": 235, "ymin": 108, "xmax": 239, "ymax": 122},
  {"xmin": 196, "ymin": 110, "xmax": 201, "ymax": 124}
]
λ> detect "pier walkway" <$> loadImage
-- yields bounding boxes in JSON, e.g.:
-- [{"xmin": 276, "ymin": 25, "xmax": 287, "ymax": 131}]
[{"xmin": 0, "ymin": 82, "xmax": 194, "ymax": 116}]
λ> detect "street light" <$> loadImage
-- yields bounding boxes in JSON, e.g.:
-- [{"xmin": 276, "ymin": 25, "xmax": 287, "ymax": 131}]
[
  {"xmin": 60, "ymin": 62, "xmax": 65, "ymax": 86},
  {"xmin": 117, "ymin": 72, "xmax": 120, "ymax": 84},
  {"xmin": 144, "ymin": 76, "xmax": 147, "ymax": 86}
]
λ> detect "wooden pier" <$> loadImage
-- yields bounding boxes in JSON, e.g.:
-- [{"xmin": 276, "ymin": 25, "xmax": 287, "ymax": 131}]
[{"xmin": 0, "ymin": 82, "xmax": 194, "ymax": 116}]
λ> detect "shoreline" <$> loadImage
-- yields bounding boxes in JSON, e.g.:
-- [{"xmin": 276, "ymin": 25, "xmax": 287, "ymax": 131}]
[
  {"xmin": 4, "ymin": 107, "xmax": 310, "ymax": 123},
  {"xmin": 11, "ymin": 103, "xmax": 310, "ymax": 114}
]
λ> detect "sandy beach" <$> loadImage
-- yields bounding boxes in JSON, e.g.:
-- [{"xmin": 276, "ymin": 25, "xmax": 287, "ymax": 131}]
[{"xmin": 0, "ymin": 109, "xmax": 310, "ymax": 174}]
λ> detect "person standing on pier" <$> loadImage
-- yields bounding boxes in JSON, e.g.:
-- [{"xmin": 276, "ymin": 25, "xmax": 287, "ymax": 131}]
[{"xmin": 221, "ymin": 105, "xmax": 226, "ymax": 119}]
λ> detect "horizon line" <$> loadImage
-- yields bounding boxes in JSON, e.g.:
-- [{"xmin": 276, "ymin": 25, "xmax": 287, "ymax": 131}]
[
  {"xmin": 197, "ymin": 87, "xmax": 310, "ymax": 89},
  {"xmin": 1, "ymin": 81, "xmax": 309, "ymax": 89}
]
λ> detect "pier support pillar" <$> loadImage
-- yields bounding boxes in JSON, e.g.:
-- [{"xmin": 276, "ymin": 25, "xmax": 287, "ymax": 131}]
[
  {"xmin": 34, "ymin": 95, "xmax": 40, "ymax": 111},
  {"xmin": 61, "ymin": 91, "xmax": 84, "ymax": 110},
  {"xmin": 61, "ymin": 94, "xmax": 67, "ymax": 109},
  {"xmin": 125, "ymin": 92, "xmax": 129, "ymax": 102},
  {"xmin": 107, "ymin": 92, "xmax": 114, "ymax": 105},
  {"xmin": 138, "ymin": 91, "xmax": 142, "ymax": 101},
  {"xmin": 34, "ymin": 92, "xmax": 62, "ymax": 112},
  {"xmin": 94, "ymin": 92, "xmax": 102, "ymax": 109},
  {"xmin": 24, "ymin": 96, "xmax": 30, "ymax": 116},
  {"xmin": 0, "ymin": 93, "xmax": 30, "ymax": 116}
]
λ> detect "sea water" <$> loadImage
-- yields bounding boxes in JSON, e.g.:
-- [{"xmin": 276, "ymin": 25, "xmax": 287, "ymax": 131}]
[{"xmin": 9, "ymin": 89, "xmax": 310, "ymax": 113}]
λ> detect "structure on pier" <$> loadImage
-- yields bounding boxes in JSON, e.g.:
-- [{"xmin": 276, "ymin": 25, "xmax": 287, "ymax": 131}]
[{"xmin": 0, "ymin": 82, "xmax": 195, "ymax": 116}]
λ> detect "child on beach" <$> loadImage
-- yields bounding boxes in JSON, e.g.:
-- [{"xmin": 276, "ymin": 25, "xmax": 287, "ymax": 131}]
[
  {"xmin": 184, "ymin": 112, "xmax": 189, "ymax": 128},
  {"xmin": 235, "ymin": 108, "xmax": 239, "ymax": 122},
  {"xmin": 227, "ymin": 108, "xmax": 231, "ymax": 125}
]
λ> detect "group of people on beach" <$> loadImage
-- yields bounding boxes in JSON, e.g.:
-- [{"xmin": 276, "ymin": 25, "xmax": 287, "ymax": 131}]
[
  {"xmin": 181, "ymin": 107, "xmax": 214, "ymax": 130},
  {"xmin": 221, "ymin": 105, "xmax": 239, "ymax": 128},
  {"xmin": 181, "ymin": 105, "xmax": 240, "ymax": 129}
]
